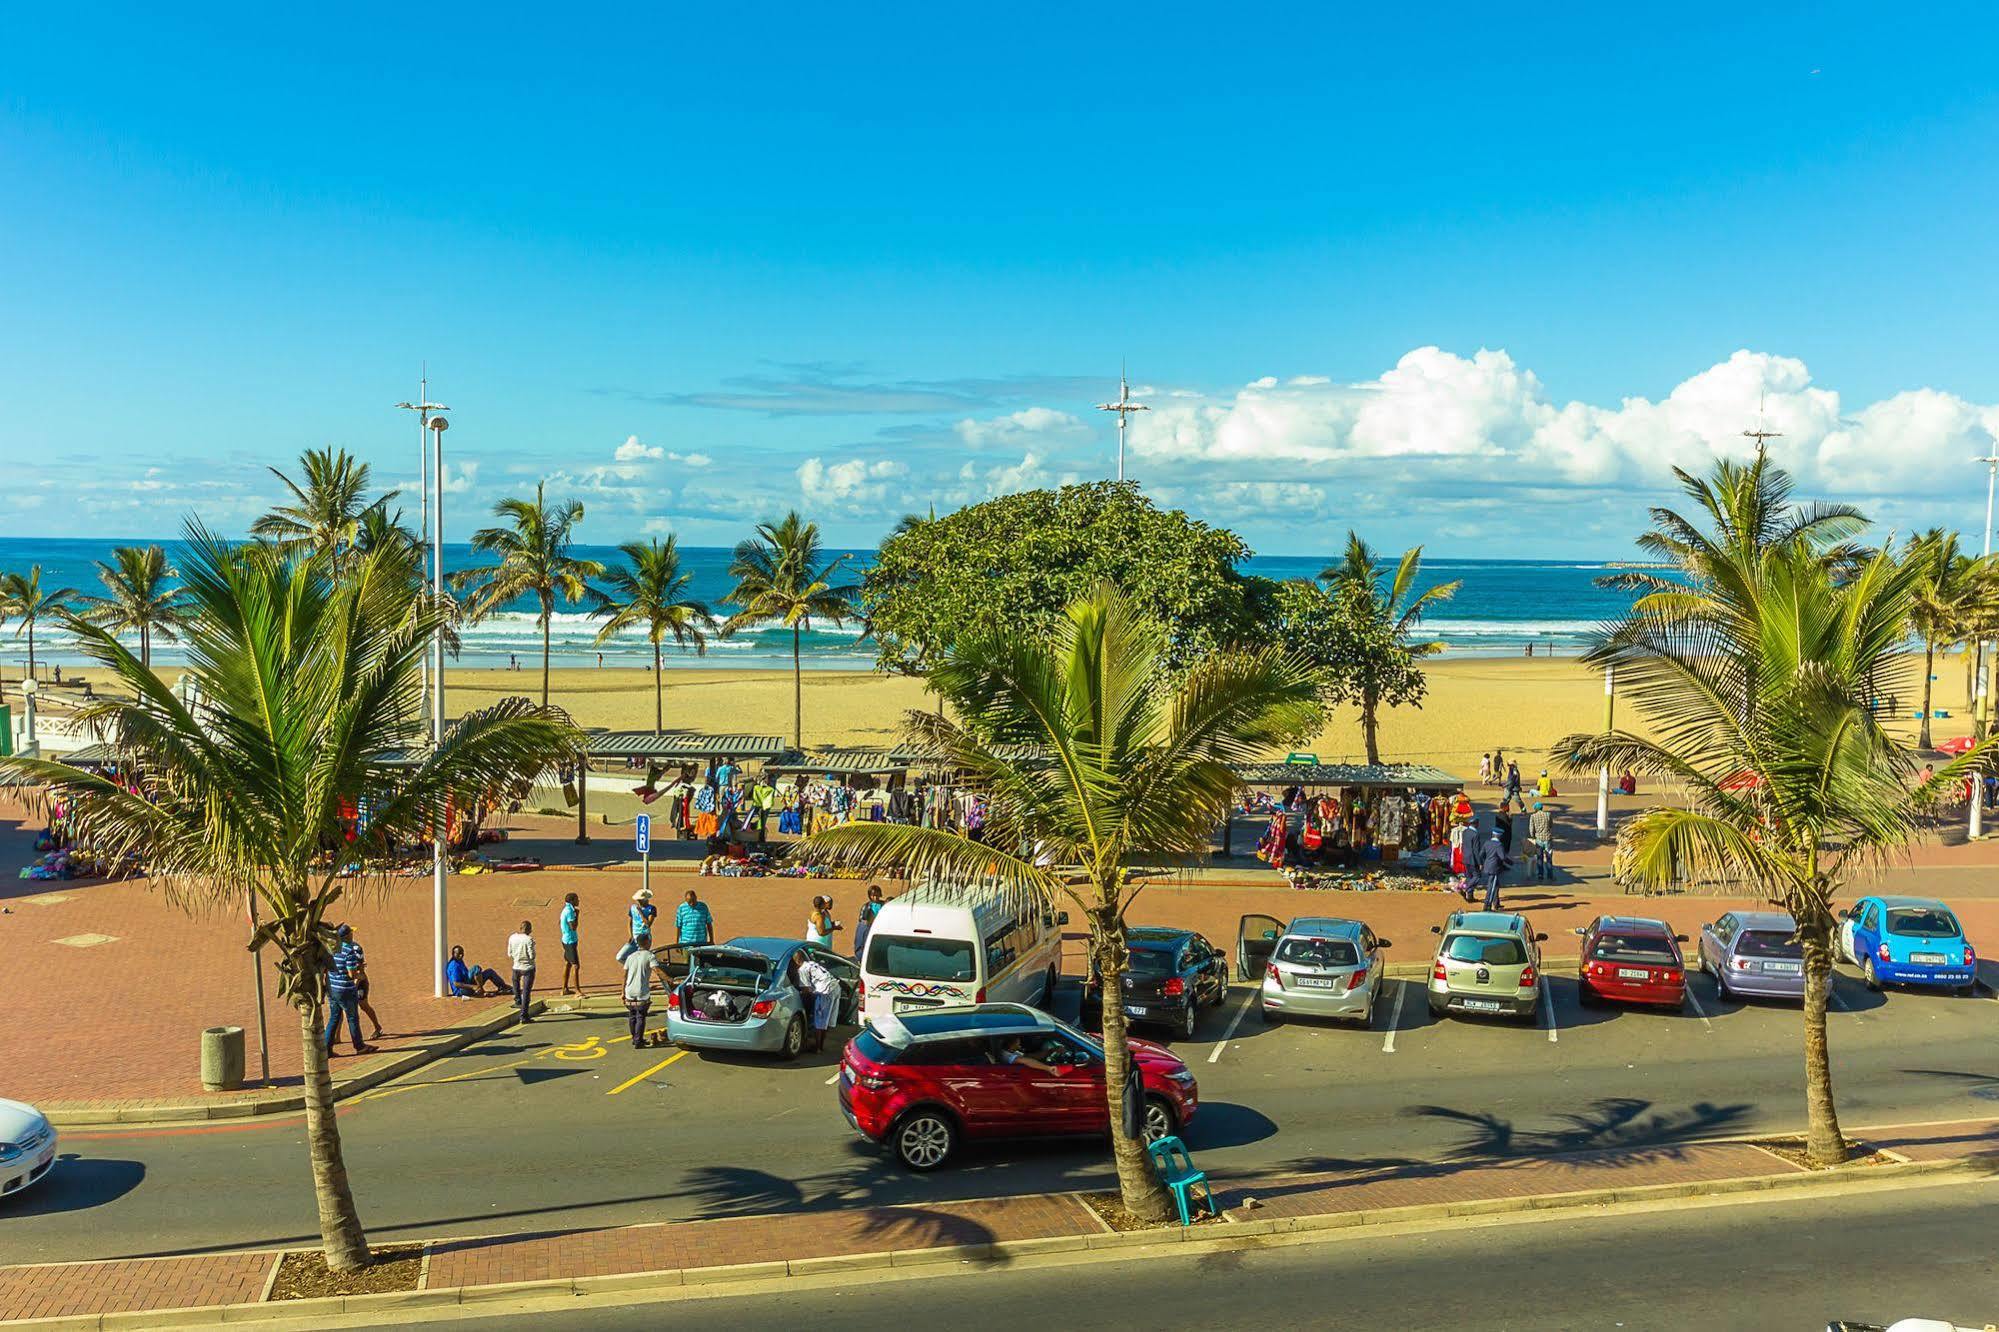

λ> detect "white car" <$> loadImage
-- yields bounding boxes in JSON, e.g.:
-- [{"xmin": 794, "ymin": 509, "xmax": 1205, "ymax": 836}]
[{"xmin": 0, "ymin": 1098, "xmax": 57, "ymax": 1198}]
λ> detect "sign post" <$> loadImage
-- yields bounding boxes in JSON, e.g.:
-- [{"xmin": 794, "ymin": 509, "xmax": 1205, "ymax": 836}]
[{"xmin": 635, "ymin": 813, "xmax": 652, "ymax": 900}]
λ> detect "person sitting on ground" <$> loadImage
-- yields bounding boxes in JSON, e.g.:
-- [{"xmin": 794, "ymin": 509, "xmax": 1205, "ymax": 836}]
[
  {"xmin": 1535, "ymin": 768, "xmax": 1556, "ymax": 798},
  {"xmin": 444, "ymin": 945, "xmax": 511, "ymax": 997},
  {"xmin": 1617, "ymin": 769, "xmax": 1638, "ymax": 796}
]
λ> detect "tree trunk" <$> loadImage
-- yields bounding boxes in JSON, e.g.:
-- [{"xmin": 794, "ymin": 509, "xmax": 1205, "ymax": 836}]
[
  {"xmin": 1798, "ymin": 919, "xmax": 1848, "ymax": 1167},
  {"xmin": 540, "ymin": 594, "xmax": 552, "ymax": 709},
  {"xmin": 1919, "ymin": 643, "xmax": 1935, "ymax": 749},
  {"xmin": 653, "ymin": 641, "xmax": 664, "ymax": 732},
  {"xmin": 26, "ymin": 620, "xmax": 35, "ymax": 682},
  {"xmin": 1360, "ymin": 690, "xmax": 1381, "ymax": 766},
  {"xmin": 1091, "ymin": 902, "xmax": 1175, "ymax": 1223},
  {"xmin": 792, "ymin": 624, "xmax": 803, "ymax": 749},
  {"xmin": 141, "ymin": 622, "xmax": 150, "ymax": 671},
  {"xmin": 295, "ymin": 996, "xmax": 371, "ymax": 1270}
]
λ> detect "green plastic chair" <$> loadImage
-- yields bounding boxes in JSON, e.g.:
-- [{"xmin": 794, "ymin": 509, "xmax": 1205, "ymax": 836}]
[{"xmin": 1146, "ymin": 1135, "xmax": 1217, "ymax": 1226}]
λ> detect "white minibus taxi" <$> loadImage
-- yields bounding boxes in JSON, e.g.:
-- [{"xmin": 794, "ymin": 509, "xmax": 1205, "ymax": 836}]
[{"xmin": 859, "ymin": 879, "xmax": 1067, "ymax": 1021}]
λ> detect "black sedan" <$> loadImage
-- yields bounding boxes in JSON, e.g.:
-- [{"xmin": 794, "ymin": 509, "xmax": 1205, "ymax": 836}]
[{"xmin": 1083, "ymin": 927, "xmax": 1230, "ymax": 1039}]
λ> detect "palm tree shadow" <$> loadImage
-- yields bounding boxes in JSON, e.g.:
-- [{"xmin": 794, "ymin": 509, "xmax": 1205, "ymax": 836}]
[
  {"xmin": 661, "ymin": 1161, "xmax": 1005, "ymax": 1258},
  {"xmin": 1411, "ymin": 1096, "xmax": 1752, "ymax": 1162}
]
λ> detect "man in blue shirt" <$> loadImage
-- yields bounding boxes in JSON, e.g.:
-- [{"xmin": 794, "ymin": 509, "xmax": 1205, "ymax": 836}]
[
  {"xmin": 323, "ymin": 925, "xmax": 378, "ymax": 1056},
  {"xmin": 713, "ymin": 760, "xmax": 738, "ymax": 792},
  {"xmin": 676, "ymin": 890, "xmax": 714, "ymax": 947},
  {"xmin": 559, "ymin": 892, "xmax": 582, "ymax": 995},
  {"xmin": 444, "ymin": 945, "xmax": 510, "ymax": 998},
  {"xmin": 629, "ymin": 888, "xmax": 657, "ymax": 942}
]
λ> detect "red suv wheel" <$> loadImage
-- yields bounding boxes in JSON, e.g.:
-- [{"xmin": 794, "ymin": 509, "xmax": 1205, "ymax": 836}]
[{"xmin": 893, "ymin": 1109, "xmax": 958, "ymax": 1171}]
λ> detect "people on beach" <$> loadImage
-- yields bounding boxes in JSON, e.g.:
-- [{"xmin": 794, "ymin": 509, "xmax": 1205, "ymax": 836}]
[
  {"xmin": 1617, "ymin": 769, "xmax": 1637, "ymax": 796},
  {"xmin": 676, "ymin": 888, "xmax": 714, "ymax": 946},
  {"xmin": 559, "ymin": 892, "xmax": 581, "ymax": 995},
  {"xmin": 323, "ymin": 924, "xmax": 378, "ymax": 1057},
  {"xmin": 445, "ymin": 945, "xmax": 511, "ymax": 997},
  {"xmin": 1479, "ymin": 752, "xmax": 1493, "ymax": 786},
  {"xmin": 622, "ymin": 932, "xmax": 673, "ymax": 1048},
  {"xmin": 1528, "ymin": 802, "xmax": 1555, "ymax": 880},
  {"xmin": 506, "ymin": 919, "xmax": 537, "ymax": 1023},
  {"xmin": 1535, "ymin": 768, "xmax": 1556, "ymax": 799},
  {"xmin": 1505, "ymin": 760, "xmax": 1523, "ymax": 804},
  {"xmin": 1491, "ymin": 751, "xmax": 1506, "ymax": 788}
]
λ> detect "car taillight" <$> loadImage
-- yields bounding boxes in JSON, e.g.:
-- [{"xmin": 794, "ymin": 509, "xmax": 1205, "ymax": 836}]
[
  {"xmin": 750, "ymin": 999, "xmax": 775, "ymax": 1017},
  {"xmin": 1518, "ymin": 964, "xmax": 1537, "ymax": 989},
  {"xmin": 666, "ymin": 991, "xmax": 680, "ymax": 1010},
  {"xmin": 1734, "ymin": 956, "xmax": 1751, "ymax": 970},
  {"xmin": 852, "ymin": 1069, "xmax": 891, "ymax": 1091},
  {"xmin": 1163, "ymin": 977, "xmax": 1186, "ymax": 998},
  {"xmin": 1877, "ymin": 942, "xmax": 1892, "ymax": 963},
  {"xmin": 1967, "ymin": 944, "xmax": 1977, "ymax": 965},
  {"xmin": 1267, "ymin": 964, "xmax": 1285, "ymax": 989},
  {"xmin": 1346, "ymin": 969, "xmax": 1368, "ymax": 992},
  {"xmin": 857, "ymin": 977, "xmax": 866, "ymax": 1001},
  {"xmin": 1431, "ymin": 960, "xmax": 1446, "ymax": 981},
  {"xmin": 975, "ymin": 988, "xmax": 986, "ymax": 1003}
]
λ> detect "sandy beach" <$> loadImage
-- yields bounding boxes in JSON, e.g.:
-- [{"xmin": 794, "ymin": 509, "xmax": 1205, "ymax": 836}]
[{"xmin": 433, "ymin": 653, "xmax": 1960, "ymax": 780}]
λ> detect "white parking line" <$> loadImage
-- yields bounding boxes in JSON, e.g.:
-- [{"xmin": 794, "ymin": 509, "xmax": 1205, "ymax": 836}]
[
  {"xmin": 1827, "ymin": 982, "xmax": 1850, "ymax": 1012},
  {"xmin": 1683, "ymin": 980, "xmax": 1714, "ymax": 1031},
  {"xmin": 1540, "ymin": 983, "xmax": 1559, "ymax": 1043},
  {"xmin": 1208, "ymin": 987, "xmax": 1256, "ymax": 1064},
  {"xmin": 1381, "ymin": 980, "xmax": 1408, "ymax": 1054},
  {"xmin": 824, "ymin": 1072, "xmax": 841, "ymax": 1085}
]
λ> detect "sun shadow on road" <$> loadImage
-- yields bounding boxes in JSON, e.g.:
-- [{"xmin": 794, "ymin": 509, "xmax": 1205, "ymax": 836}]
[
  {"xmin": 1411, "ymin": 1096, "xmax": 1752, "ymax": 1160},
  {"xmin": 2, "ymin": 1155, "xmax": 145, "ymax": 1217}
]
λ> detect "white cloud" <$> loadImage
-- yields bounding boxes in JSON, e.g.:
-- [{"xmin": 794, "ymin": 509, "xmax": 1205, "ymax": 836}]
[
  {"xmin": 614, "ymin": 435, "xmax": 663, "ymax": 463},
  {"xmin": 1131, "ymin": 347, "xmax": 1999, "ymax": 497},
  {"xmin": 797, "ymin": 456, "xmax": 909, "ymax": 512},
  {"xmin": 953, "ymin": 406, "xmax": 1088, "ymax": 450}
]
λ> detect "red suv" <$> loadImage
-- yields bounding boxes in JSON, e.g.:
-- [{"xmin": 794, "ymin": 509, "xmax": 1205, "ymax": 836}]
[{"xmin": 838, "ymin": 1003, "xmax": 1199, "ymax": 1171}]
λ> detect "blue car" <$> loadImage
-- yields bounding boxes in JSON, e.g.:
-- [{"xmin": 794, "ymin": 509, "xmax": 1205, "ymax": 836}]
[{"xmin": 1838, "ymin": 895, "xmax": 1978, "ymax": 995}]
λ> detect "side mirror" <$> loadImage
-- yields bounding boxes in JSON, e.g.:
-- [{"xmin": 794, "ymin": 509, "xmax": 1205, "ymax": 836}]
[
  {"xmin": 1430, "ymin": 925, "xmax": 1443, "ymax": 935},
  {"xmin": 1675, "ymin": 934, "xmax": 1690, "ymax": 943},
  {"xmin": 1571, "ymin": 926, "xmax": 1586, "ymax": 936},
  {"xmin": 1375, "ymin": 938, "xmax": 1392, "ymax": 950},
  {"xmin": 1534, "ymin": 932, "xmax": 1549, "ymax": 943},
  {"xmin": 1262, "ymin": 929, "xmax": 1278, "ymax": 941}
]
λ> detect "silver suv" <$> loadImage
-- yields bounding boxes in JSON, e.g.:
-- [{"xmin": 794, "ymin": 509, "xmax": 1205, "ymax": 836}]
[{"xmin": 1427, "ymin": 911, "xmax": 1547, "ymax": 1021}]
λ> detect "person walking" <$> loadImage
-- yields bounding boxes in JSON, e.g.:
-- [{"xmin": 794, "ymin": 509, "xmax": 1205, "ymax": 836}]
[
  {"xmin": 342, "ymin": 925, "xmax": 386, "ymax": 1041},
  {"xmin": 676, "ymin": 889, "xmax": 714, "ymax": 947},
  {"xmin": 506, "ymin": 919, "xmax": 538, "ymax": 1024},
  {"xmin": 1478, "ymin": 752, "xmax": 1493, "ymax": 787},
  {"xmin": 805, "ymin": 895, "xmax": 840, "ymax": 948},
  {"xmin": 622, "ymin": 932, "xmax": 673, "ymax": 1049},
  {"xmin": 854, "ymin": 884, "xmax": 885, "ymax": 961},
  {"xmin": 1528, "ymin": 801, "xmax": 1555, "ymax": 880},
  {"xmin": 629, "ymin": 888, "xmax": 657, "ymax": 942},
  {"xmin": 1491, "ymin": 750, "xmax": 1506, "ymax": 789},
  {"xmin": 1505, "ymin": 760, "xmax": 1522, "ymax": 805},
  {"xmin": 793, "ymin": 951, "xmax": 842, "ymax": 1053},
  {"xmin": 1475, "ymin": 827, "xmax": 1513, "ymax": 912},
  {"xmin": 559, "ymin": 892, "xmax": 582, "ymax": 995},
  {"xmin": 1492, "ymin": 800, "xmax": 1515, "ymax": 857},
  {"xmin": 323, "ymin": 925, "xmax": 378, "ymax": 1057}
]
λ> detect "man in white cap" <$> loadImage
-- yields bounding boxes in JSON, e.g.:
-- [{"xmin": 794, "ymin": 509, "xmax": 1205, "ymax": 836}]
[{"xmin": 629, "ymin": 888, "xmax": 657, "ymax": 944}]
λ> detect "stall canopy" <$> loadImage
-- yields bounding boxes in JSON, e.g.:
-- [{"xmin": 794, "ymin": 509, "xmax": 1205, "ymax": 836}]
[
  {"xmin": 1232, "ymin": 761, "xmax": 1465, "ymax": 791},
  {"xmin": 762, "ymin": 747, "xmax": 925, "ymax": 776},
  {"xmin": 584, "ymin": 731, "xmax": 787, "ymax": 761}
]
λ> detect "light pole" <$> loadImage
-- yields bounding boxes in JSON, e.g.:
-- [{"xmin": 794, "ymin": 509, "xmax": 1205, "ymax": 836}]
[
  {"xmin": 1597, "ymin": 664, "xmax": 1614, "ymax": 840},
  {"xmin": 1096, "ymin": 368, "xmax": 1148, "ymax": 483},
  {"xmin": 1970, "ymin": 452, "xmax": 1998, "ymax": 839},
  {"xmin": 428, "ymin": 415, "xmax": 450, "ymax": 994}
]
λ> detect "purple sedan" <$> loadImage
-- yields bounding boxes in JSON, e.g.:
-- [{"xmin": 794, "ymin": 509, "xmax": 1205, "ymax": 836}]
[{"xmin": 1698, "ymin": 910, "xmax": 1806, "ymax": 1002}]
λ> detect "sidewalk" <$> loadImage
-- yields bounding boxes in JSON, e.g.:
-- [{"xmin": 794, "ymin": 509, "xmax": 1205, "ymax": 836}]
[{"xmin": 6, "ymin": 1117, "xmax": 1995, "ymax": 1327}]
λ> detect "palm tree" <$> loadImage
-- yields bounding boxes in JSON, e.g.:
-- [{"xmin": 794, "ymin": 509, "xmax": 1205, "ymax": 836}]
[
  {"xmin": 1319, "ymin": 532, "xmax": 1460, "ymax": 763},
  {"xmin": 593, "ymin": 537, "xmax": 716, "ymax": 730},
  {"xmin": 77, "ymin": 545, "xmax": 187, "ymax": 670},
  {"xmin": 453, "ymin": 483, "xmax": 604, "ymax": 707},
  {"xmin": 352, "ymin": 503, "xmax": 419, "ymax": 559},
  {"xmin": 804, "ymin": 585, "xmax": 1321, "ymax": 1219},
  {"xmin": 1559, "ymin": 462, "xmax": 1979, "ymax": 1169},
  {"xmin": 0, "ymin": 566, "xmax": 79, "ymax": 681},
  {"xmin": 722, "ymin": 512, "xmax": 858, "ymax": 747},
  {"xmin": 252, "ymin": 446, "xmax": 398, "ymax": 569},
  {"xmin": 0, "ymin": 528, "xmax": 582, "ymax": 1270},
  {"xmin": 1905, "ymin": 529, "xmax": 1999, "ymax": 749}
]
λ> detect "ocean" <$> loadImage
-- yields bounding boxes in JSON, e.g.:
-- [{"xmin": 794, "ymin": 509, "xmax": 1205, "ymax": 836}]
[{"xmin": 0, "ymin": 538, "xmax": 1637, "ymax": 671}]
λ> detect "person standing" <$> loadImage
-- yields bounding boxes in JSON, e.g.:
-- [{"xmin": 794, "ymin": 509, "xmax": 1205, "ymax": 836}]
[
  {"xmin": 794, "ymin": 951, "xmax": 841, "ymax": 1053},
  {"xmin": 342, "ymin": 925, "xmax": 386, "ymax": 1041},
  {"xmin": 805, "ymin": 895, "xmax": 840, "ymax": 947},
  {"xmin": 506, "ymin": 919, "xmax": 538, "ymax": 1024},
  {"xmin": 1475, "ymin": 827, "xmax": 1512, "ymax": 912},
  {"xmin": 1505, "ymin": 760, "xmax": 1522, "ymax": 805},
  {"xmin": 323, "ymin": 925, "xmax": 378, "ymax": 1057},
  {"xmin": 1492, "ymin": 800, "xmax": 1515, "ymax": 857},
  {"xmin": 713, "ymin": 758, "xmax": 739, "ymax": 793},
  {"xmin": 629, "ymin": 888, "xmax": 657, "ymax": 943},
  {"xmin": 1478, "ymin": 752, "xmax": 1493, "ymax": 787},
  {"xmin": 622, "ymin": 932, "xmax": 673, "ymax": 1049},
  {"xmin": 1528, "ymin": 801, "xmax": 1555, "ymax": 880},
  {"xmin": 854, "ymin": 884, "xmax": 885, "ymax": 961},
  {"xmin": 559, "ymin": 892, "xmax": 582, "ymax": 995},
  {"xmin": 676, "ymin": 889, "xmax": 714, "ymax": 947},
  {"xmin": 1491, "ymin": 750, "xmax": 1507, "ymax": 789}
]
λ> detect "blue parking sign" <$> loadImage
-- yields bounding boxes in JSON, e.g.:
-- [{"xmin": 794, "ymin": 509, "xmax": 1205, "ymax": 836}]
[{"xmin": 634, "ymin": 813, "xmax": 651, "ymax": 854}]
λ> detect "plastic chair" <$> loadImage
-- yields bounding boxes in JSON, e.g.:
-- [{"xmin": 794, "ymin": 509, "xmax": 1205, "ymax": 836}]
[{"xmin": 1146, "ymin": 1135, "xmax": 1217, "ymax": 1226}]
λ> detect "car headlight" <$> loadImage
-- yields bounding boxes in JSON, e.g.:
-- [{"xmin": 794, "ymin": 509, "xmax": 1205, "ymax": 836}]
[
  {"xmin": 1165, "ymin": 1068, "xmax": 1196, "ymax": 1085},
  {"xmin": 0, "ymin": 1142, "xmax": 21, "ymax": 1164}
]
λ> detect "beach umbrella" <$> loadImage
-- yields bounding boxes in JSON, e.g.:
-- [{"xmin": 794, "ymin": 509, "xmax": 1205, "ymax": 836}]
[
  {"xmin": 1718, "ymin": 769, "xmax": 1763, "ymax": 792},
  {"xmin": 1936, "ymin": 736, "xmax": 1977, "ymax": 757}
]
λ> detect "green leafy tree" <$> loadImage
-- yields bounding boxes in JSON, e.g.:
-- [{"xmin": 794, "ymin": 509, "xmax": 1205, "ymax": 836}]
[
  {"xmin": 1270, "ymin": 577, "xmax": 1427, "ymax": 762},
  {"xmin": 861, "ymin": 482, "xmax": 1268, "ymax": 679},
  {"xmin": 252, "ymin": 446, "xmax": 400, "ymax": 570},
  {"xmin": 1315, "ymin": 534, "xmax": 1459, "ymax": 764},
  {"xmin": 453, "ymin": 483, "xmax": 604, "ymax": 707},
  {"xmin": 1904, "ymin": 528, "xmax": 1999, "ymax": 749},
  {"xmin": 0, "ymin": 528, "xmax": 583, "ymax": 1270},
  {"xmin": 0, "ymin": 565, "xmax": 79, "ymax": 681},
  {"xmin": 805, "ymin": 585, "xmax": 1321, "ymax": 1218},
  {"xmin": 722, "ymin": 512, "xmax": 858, "ymax": 747},
  {"xmin": 78, "ymin": 544, "xmax": 188, "ymax": 669},
  {"xmin": 593, "ymin": 536, "xmax": 717, "ymax": 731}
]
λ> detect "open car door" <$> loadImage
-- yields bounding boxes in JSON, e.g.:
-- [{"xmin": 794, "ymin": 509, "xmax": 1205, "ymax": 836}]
[{"xmin": 1237, "ymin": 914, "xmax": 1285, "ymax": 980}]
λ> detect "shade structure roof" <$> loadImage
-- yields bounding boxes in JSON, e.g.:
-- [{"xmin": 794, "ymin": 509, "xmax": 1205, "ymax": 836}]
[
  {"xmin": 584, "ymin": 731, "xmax": 788, "ymax": 760},
  {"xmin": 763, "ymin": 748, "xmax": 926, "ymax": 775},
  {"xmin": 1232, "ymin": 761, "xmax": 1466, "ymax": 791}
]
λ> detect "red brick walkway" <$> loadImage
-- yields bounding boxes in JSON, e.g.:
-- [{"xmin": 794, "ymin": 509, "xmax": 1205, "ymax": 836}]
[{"xmin": 3, "ymin": 1120, "xmax": 1993, "ymax": 1324}]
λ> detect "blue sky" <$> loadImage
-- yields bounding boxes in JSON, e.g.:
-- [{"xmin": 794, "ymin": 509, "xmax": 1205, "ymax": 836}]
[{"xmin": 5, "ymin": 4, "xmax": 1999, "ymax": 555}]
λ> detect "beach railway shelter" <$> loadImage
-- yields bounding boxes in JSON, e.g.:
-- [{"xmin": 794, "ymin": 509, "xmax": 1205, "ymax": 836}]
[
  {"xmin": 1221, "ymin": 759, "xmax": 1467, "ymax": 856},
  {"xmin": 572, "ymin": 731, "xmax": 788, "ymax": 843}
]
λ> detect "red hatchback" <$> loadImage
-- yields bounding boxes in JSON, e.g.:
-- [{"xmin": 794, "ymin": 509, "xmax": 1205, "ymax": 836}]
[
  {"xmin": 839, "ymin": 1003, "xmax": 1199, "ymax": 1171},
  {"xmin": 1575, "ymin": 916, "xmax": 1689, "ymax": 1009}
]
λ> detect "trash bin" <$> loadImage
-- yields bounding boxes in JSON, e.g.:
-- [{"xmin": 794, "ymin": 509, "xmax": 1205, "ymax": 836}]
[{"xmin": 201, "ymin": 1025, "xmax": 245, "ymax": 1092}]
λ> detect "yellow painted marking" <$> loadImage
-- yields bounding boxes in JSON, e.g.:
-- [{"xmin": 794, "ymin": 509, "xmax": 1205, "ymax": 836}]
[
  {"xmin": 353, "ymin": 1034, "xmax": 628, "ymax": 1102},
  {"xmin": 607, "ymin": 1048, "xmax": 689, "ymax": 1096}
]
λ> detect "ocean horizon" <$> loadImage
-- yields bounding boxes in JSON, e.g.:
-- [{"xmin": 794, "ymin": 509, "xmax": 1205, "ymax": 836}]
[{"xmin": 0, "ymin": 537, "xmax": 1638, "ymax": 672}]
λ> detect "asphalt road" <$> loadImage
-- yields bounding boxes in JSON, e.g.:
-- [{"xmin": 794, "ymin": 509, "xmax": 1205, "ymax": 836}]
[
  {"xmin": 6, "ymin": 961, "xmax": 1997, "ymax": 1266},
  {"xmin": 348, "ymin": 1177, "xmax": 1999, "ymax": 1331}
]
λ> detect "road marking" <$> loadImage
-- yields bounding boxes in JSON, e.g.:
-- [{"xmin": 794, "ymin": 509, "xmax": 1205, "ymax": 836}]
[
  {"xmin": 1381, "ymin": 980, "xmax": 1407, "ymax": 1054},
  {"xmin": 1540, "ymin": 983, "xmax": 1558, "ymax": 1043},
  {"xmin": 607, "ymin": 1048, "xmax": 689, "ymax": 1095},
  {"xmin": 1683, "ymin": 980, "xmax": 1713, "ymax": 1031},
  {"xmin": 824, "ymin": 1072, "xmax": 842, "ymax": 1085},
  {"xmin": 1827, "ymin": 983, "xmax": 1850, "ymax": 1012},
  {"xmin": 353, "ymin": 1033, "xmax": 630, "ymax": 1103},
  {"xmin": 1208, "ymin": 987, "xmax": 1256, "ymax": 1064}
]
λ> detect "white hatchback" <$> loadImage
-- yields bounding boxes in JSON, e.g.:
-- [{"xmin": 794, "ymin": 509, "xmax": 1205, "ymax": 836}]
[{"xmin": 0, "ymin": 1098, "xmax": 57, "ymax": 1199}]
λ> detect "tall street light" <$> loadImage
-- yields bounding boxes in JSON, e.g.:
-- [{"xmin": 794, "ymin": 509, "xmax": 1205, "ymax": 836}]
[
  {"xmin": 428, "ymin": 415, "xmax": 450, "ymax": 993},
  {"xmin": 1971, "ymin": 451, "xmax": 1998, "ymax": 839},
  {"xmin": 1096, "ymin": 367, "xmax": 1148, "ymax": 483}
]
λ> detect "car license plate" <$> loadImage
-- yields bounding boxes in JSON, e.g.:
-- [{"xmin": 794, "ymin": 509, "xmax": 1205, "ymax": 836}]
[
  {"xmin": 1764, "ymin": 961, "xmax": 1801, "ymax": 974},
  {"xmin": 1127, "ymin": 1005, "xmax": 1148, "ymax": 1016},
  {"xmin": 1297, "ymin": 977, "xmax": 1336, "ymax": 989},
  {"xmin": 892, "ymin": 997, "xmax": 942, "ymax": 1014},
  {"xmin": 1912, "ymin": 952, "xmax": 1947, "ymax": 965},
  {"xmin": 1617, "ymin": 968, "xmax": 1650, "ymax": 980},
  {"xmin": 1460, "ymin": 999, "xmax": 1503, "ymax": 1012}
]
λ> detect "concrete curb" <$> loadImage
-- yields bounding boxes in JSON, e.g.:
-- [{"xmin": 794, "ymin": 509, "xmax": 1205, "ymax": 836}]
[
  {"xmin": 5, "ymin": 1154, "xmax": 1979, "ymax": 1329},
  {"xmin": 42, "ymin": 1000, "xmax": 543, "ymax": 1129}
]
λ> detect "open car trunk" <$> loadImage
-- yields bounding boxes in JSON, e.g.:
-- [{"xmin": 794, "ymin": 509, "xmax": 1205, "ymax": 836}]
[{"xmin": 679, "ymin": 947, "xmax": 777, "ymax": 1024}]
